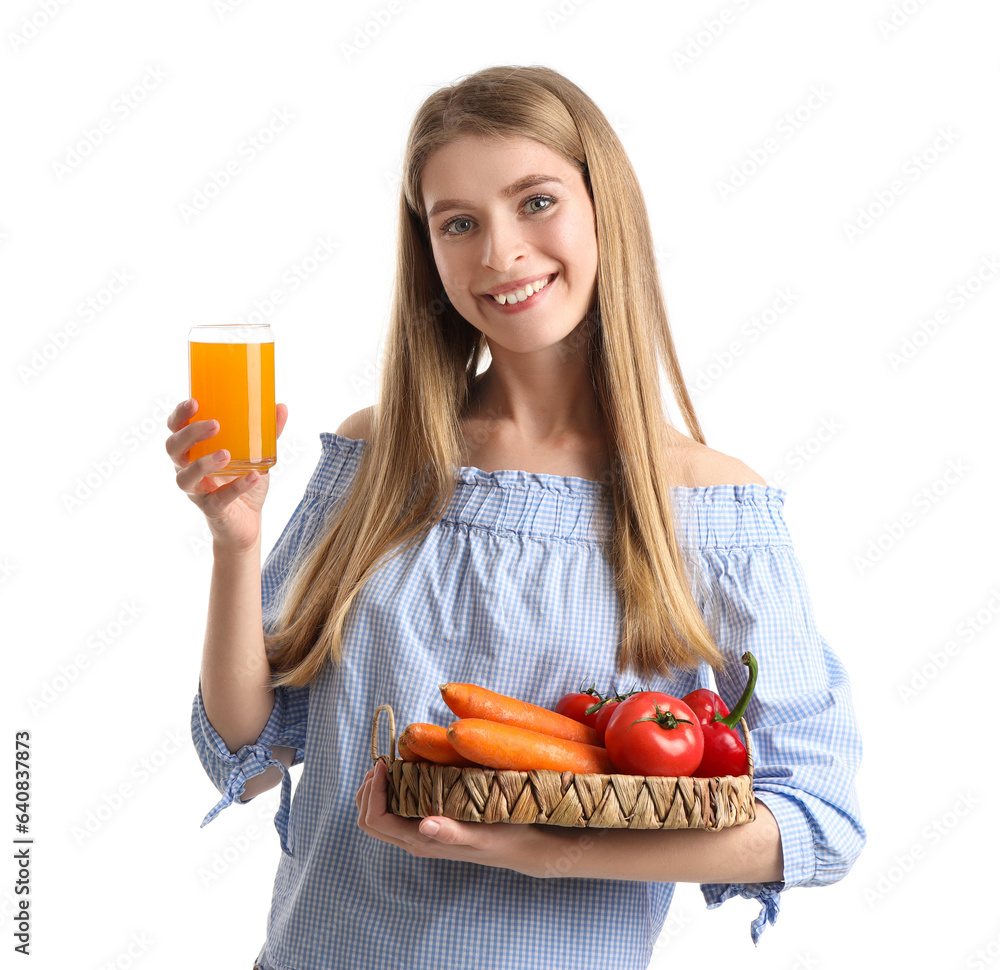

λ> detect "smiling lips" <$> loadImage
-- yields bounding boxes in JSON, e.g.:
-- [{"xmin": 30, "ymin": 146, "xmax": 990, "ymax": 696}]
[{"xmin": 487, "ymin": 273, "xmax": 554, "ymax": 305}]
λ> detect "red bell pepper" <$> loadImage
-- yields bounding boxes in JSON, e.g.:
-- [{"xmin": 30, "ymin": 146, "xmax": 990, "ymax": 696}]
[{"xmin": 682, "ymin": 651, "xmax": 757, "ymax": 777}]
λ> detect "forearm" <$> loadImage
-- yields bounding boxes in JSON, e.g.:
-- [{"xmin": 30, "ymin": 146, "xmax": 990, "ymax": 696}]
[
  {"xmin": 199, "ymin": 537, "xmax": 275, "ymax": 753},
  {"xmin": 532, "ymin": 799, "xmax": 783, "ymax": 884}
]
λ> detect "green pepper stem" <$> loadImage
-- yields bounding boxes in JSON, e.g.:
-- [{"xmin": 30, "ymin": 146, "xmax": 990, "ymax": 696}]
[{"xmin": 717, "ymin": 652, "xmax": 757, "ymax": 730}]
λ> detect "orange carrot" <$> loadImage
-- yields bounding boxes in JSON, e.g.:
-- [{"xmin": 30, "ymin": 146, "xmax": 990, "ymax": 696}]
[
  {"xmin": 396, "ymin": 734, "xmax": 429, "ymax": 763},
  {"xmin": 399, "ymin": 722, "xmax": 480, "ymax": 767},
  {"xmin": 447, "ymin": 718, "xmax": 614, "ymax": 773},
  {"xmin": 439, "ymin": 683, "xmax": 600, "ymax": 745}
]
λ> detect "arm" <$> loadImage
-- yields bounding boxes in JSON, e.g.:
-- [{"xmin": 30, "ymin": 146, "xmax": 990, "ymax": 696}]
[
  {"xmin": 198, "ymin": 407, "xmax": 371, "ymax": 796},
  {"xmin": 541, "ymin": 482, "xmax": 864, "ymax": 943},
  {"xmin": 198, "ymin": 536, "xmax": 294, "ymax": 803},
  {"xmin": 190, "ymin": 514, "xmax": 309, "ymax": 841},
  {"xmin": 356, "ymin": 763, "xmax": 781, "ymax": 880},
  {"xmin": 190, "ymin": 526, "xmax": 312, "ymax": 845},
  {"xmin": 240, "ymin": 744, "xmax": 296, "ymax": 801},
  {"xmin": 529, "ymin": 799, "xmax": 783, "ymax": 883},
  {"xmin": 191, "ymin": 427, "xmax": 370, "ymax": 850},
  {"xmin": 692, "ymin": 538, "xmax": 866, "ymax": 943},
  {"xmin": 359, "ymin": 612, "xmax": 863, "ymax": 945},
  {"xmin": 199, "ymin": 537, "xmax": 275, "ymax": 752}
]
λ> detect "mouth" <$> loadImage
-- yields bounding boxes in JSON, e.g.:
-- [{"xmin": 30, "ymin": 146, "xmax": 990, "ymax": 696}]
[{"xmin": 481, "ymin": 272, "xmax": 557, "ymax": 310}]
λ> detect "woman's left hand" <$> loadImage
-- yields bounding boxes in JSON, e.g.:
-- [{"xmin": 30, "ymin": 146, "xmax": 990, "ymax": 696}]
[{"xmin": 356, "ymin": 758, "xmax": 547, "ymax": 877}]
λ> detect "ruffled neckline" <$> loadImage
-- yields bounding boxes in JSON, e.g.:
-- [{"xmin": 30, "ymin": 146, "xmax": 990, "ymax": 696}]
[{"xmin": 321, "ymin": 432, "xmax": 787, "ymax": 505}]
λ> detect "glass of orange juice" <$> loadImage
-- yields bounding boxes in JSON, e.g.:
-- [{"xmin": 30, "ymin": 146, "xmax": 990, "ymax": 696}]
[{"xmin": 186, "ymin": 324, "xmax": 276, "ymax": 475}]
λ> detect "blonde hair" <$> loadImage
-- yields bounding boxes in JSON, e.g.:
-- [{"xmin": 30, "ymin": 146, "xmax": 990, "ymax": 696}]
[{"xmin": 265, "ymin": 64, "xmax": 724, "ymax": 689}]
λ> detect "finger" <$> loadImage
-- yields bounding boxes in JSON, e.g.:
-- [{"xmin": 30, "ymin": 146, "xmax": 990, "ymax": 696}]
[
  {"xmin": 275, "ymin": 403, "xmax": 289, "ymax": 440},
  {"xmin": 358, "ymin": 761, "xmax": 383, "ymax": 819},
  {"xmin": 166, "ymin": 398, "xmax": 197, "ymax": 434},
  {"xmin": 166, "ymin": 418, "xmax": 220, "ymax": 467},
  {"xmin": 414, "ymin": 799, "xmax": 464, "ymax": 842},
  {"xmin": 366, "ymin": 758, "xmax": 388, "ymax": 817},
  {"xmin": 197, "ymin": 470, "xmax": 264, "ymax": 516},
  {"xmin": 358, "ymin": 777, "xmax": 453, "ymax": 856},
  {"xmin": 355, "ymin": 777, "xmax": 371, "ymax": 811},
  {"xmin": 365, "ymin": 762, "xmax": 439, "ymax": 846},
  {"xmin": 174, "ymin": 448, "xmax": 233, "ymax": 492},
  {"xmin": 355, "ymin": 767, "xmax": 375, "ymax": 808},
  {"xmin": 363, "ymin": 762, "xmax": 406, "ymax": 832},
  {"xmin": 358, "ymin": 778, "xmax": 380, "ymax": 835}
]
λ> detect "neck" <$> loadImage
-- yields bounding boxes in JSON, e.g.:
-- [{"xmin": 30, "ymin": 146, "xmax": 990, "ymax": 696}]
[{"xmin": 468, "ymin": 353, "xmax": 603, "ymax": 444}]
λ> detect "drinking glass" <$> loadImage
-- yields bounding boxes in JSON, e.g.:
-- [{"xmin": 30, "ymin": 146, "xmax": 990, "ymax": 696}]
[{"xmin": 187, "ymin": 324, "xmax": 276, "ymax": 474}]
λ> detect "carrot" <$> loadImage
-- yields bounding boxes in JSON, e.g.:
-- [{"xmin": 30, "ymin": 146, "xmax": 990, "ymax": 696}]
[
  {"xmin": 396, "ymin": 734, "xmax": 429, "ymax": 763},
  {"xmin": 439, "ymin": 683, "xmax": 600, "ymax": 745},
  {"xmin": 398, "ymin": 722, "xmax": 481, "ymax": 767},
  {"xmin": 447, "ymin": 718, "xmax": 614, "ymax": 774}
]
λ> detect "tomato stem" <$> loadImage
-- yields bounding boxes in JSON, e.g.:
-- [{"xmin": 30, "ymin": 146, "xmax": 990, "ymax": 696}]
[
  {"xmin": 584, "ymin": 682, "xmax": 639, "ymax": 717},
  {"xmin": 629, "ymin": 703, "xmax": 692, "ymax": 732}
]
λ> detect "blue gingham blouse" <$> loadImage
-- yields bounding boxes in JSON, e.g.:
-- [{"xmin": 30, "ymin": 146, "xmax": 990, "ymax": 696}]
[{"xmin": 191, "ymin": 432, "xmax": 866, "ymax": 969}]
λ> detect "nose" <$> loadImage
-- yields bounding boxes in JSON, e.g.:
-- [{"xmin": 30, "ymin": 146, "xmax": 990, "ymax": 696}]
[{"xmin": 480, "ymin": 217, "xmax": 528, "ymax": 273}]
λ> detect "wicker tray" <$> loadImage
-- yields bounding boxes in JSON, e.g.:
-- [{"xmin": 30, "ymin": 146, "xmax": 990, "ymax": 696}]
[{"xmin": 371, "ymin": 703, "xmax": 755, "ymax": 830}]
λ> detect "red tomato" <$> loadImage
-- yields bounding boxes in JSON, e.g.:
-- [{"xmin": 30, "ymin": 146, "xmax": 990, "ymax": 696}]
[
  {"xmin": 593, "ymin": 700, "xmax": 620, "ymax": 745},
  {"xmin": 604, "ymin": 691, "xmax": 704, "ymax": 776},
  {"xmin": 591, "ymin": 688, "xmax": 644, "ymax": 744},
  {"xmin": 554, "ymin": 688, "xmax": 604, "ymax": 729}
]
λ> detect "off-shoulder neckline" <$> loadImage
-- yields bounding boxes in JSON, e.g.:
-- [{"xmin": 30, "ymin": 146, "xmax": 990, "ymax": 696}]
[{"xmin": 319, "ymin": 431, "xmax": 787, "ymax": 502}]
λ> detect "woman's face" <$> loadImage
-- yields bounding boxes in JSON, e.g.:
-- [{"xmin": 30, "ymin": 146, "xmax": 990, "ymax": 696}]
[{"xmin": 420, "ymin": 134, "xmax": 598, "ymax": 355}]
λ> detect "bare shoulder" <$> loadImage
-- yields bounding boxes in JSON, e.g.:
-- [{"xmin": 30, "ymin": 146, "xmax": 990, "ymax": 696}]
[
  {"xmin": 664, "ymin": 425, "xmax": 767, "ymax": 487},
  {"xmin": 334, "ymin": 405, "xmax": 377, "ymax": 441}
]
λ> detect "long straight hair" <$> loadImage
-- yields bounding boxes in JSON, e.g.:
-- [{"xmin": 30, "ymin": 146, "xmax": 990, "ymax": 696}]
[{"xmin": 264, "ymin": 65, "xmax": 725, "ymax": 690}]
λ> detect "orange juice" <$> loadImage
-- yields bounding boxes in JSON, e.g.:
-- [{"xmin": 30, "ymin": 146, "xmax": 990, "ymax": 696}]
[{"xmin": 187, "ymin": 337, "xmax": 276, "ymax": 473}]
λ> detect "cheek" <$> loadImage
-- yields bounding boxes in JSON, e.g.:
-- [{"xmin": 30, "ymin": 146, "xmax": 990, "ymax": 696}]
[
  {"xmin": 547, "ymin": 215, "xmax": 597, "ymax": 270},
  {"xmin": 430, "ymin": 247, "xmax": 469, "ymax": 293},
  {"xmin": 439, "ymin": 274, "xmax": 473, "ymax": 307}
]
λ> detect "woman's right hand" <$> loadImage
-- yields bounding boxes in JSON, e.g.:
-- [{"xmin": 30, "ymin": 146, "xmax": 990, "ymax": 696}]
[{"xmin": 164, "ymin": 398, "xmax": 289, "ymax": 553}]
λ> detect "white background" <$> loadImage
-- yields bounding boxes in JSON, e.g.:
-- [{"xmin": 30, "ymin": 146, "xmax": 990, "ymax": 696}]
[{"xmin": 4, "ymin": 0, "xmax": 999, "ymax": 967}]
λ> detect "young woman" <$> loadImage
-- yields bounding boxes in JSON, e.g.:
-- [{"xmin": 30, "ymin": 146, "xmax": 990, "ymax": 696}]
[{"xmin": 167, "ymin": 65, "xmax": 866, "ymax": 970}]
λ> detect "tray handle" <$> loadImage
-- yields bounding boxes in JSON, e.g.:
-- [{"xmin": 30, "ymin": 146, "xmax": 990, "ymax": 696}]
[{"xmin": 371, "ymin": 703, "xmax": 397, "ymax": 764}]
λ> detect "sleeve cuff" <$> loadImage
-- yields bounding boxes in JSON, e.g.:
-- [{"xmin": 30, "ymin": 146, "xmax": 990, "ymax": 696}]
[
  {"xmin": 198, "ymin": 743, "xmax": 289, "ymax": 822},
  {"xmin": 753, "ymin": 788, "xmax": 817, "ymax": 889},
  {"xmin": 700, "ymin": 882, "xmax": 780, "ymax": 946},
  {"xmin": 699, "ymin": 790, "xmax": 817, "ymax": 945},
  {"xmin": 192, "ymin": 682, "xmax": 295, "ymax": 856}
]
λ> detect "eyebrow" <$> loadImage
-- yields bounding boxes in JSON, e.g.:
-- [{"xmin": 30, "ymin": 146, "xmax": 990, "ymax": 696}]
[{"xmin": 426, "ymin": 174, "xmax": 566, "ymax": 220}]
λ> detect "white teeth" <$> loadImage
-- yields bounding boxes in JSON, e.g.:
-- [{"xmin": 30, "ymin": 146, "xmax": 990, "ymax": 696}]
[{"xmin": 491, "ymin": 274, "xmax": 551, "ymax": 305}]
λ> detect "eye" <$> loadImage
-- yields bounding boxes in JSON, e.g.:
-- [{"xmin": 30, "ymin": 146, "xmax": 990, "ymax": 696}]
[
  {"xmin": 441, "ymin": 216, "xmax": 474, "ymax": 236},
  {"xmin": 438, "ymin": 194, "xmax": 558, "ymax": 236},
  {"xmin": 524, "ymin": 194, "xmax": 555, "ymax": 213}
]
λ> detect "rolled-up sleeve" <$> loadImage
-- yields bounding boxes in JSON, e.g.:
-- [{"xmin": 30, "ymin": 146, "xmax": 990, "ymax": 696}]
[
  {"xmin": 190, "ymin": 678, "xmax": 308, "ymax": 854},
  {"xmin": 690, "ymin": 522, "xmax": 866, "ymax": 944},
  {"xmin": 187, "ymin": 437, "xmax": 360, "ymax": 854}
]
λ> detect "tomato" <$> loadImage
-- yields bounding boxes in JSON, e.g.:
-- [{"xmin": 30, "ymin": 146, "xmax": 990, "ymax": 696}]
[
  {"xmin": 590, "ymin": 688, "xmax": 643, "ymax": 744},
  {"xmin": 554, "ymin": 686, "xmax": 604, "ymax": 729},
  {"xmin": 593, "ymin": 701, "xmax": 620, "ymax": 744},
  {"xmin": 603, "ymin": 691, "xmax": 704, "ymax": 776}
]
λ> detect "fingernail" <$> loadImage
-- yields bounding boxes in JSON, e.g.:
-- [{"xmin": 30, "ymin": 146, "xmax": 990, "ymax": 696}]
[{"xmin": 421, "ymin": 820, "xmax": 440, "ymax": 837}]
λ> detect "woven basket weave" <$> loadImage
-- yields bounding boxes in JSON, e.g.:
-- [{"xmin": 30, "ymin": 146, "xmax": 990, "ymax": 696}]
[{"xmin": 371, "ymin": 704, "xmax": 755, "ymax": 831}]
